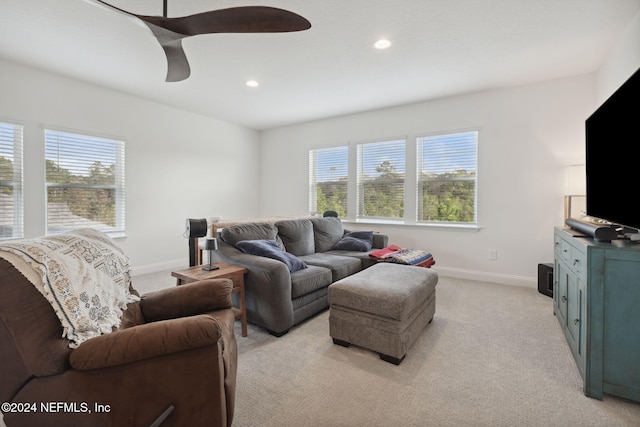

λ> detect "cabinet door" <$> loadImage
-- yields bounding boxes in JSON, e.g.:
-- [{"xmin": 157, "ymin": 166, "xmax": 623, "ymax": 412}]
[
  {"xmin": 577, "ymin": 277, "xmax": 587, "ymax": 375},
  {"xmin": 602, "ymin": 255, "xmax": 640, "ymax": 397},
  {"xmin": 567, "ymin": 274, "xmax": 581, "ymax": 343},
  {"xmin": 554, "ymin": 259, "xmax": 568, "ymax": 326}
]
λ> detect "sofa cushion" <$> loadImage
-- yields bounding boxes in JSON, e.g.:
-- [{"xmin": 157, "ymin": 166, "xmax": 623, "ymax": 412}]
[
  {"xmin": 300, "ymin": 253, "xmax": 362, "ymax": 282},
  {"xmin": 325, "ymin": 249, "xmax": 379, "ymax": 269},
  {"xmin": 236, "ymin": 240, "xmax": 307, "ymax": 272},
  {"xmin": 221, "ymin": 223, "xmax": 283, "ymax": 249},
  {"xmin": 275, "ymin": 219, "xmax": 315, "ymax": 256},
  {"xmin": 290, "ymin": 265, "xmax": 333, "ymax": 299},
  {"xmin": 310, "ymin": 217, "xmax": 344, "ymax": 253},
  {"xmin": 331, "ymin": 231, "xmax": 374, "ymax": 252}
]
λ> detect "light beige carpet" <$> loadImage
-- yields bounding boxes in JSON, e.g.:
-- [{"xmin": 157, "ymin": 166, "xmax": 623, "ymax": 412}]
[
  {"xmin": 228, "ymin": 276, "xmax": 640, "ymax": 427},
  {"xmin": 13, "ymin": 270, "xmax": 631, "ymax": 427}
]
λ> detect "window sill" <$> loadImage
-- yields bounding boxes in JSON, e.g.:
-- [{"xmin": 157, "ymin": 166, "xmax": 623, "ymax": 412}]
[{"xmin": 342, "ymin": 220, "xmax": 481, "ymax": 233}]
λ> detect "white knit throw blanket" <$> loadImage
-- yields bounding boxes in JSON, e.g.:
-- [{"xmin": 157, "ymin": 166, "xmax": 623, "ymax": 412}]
[{"xmin": 0, "ymin": 229, "xmax": 139, "ymax": 348}]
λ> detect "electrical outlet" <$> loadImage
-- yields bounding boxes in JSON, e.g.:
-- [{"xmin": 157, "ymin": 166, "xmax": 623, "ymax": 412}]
[{"xmin": 488, "ymin": 249, "xmax": 498, "ymax": 260}]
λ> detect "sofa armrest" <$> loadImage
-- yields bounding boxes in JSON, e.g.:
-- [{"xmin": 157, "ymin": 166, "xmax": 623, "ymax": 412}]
[
  {"xmin": 69, "ymin": 315, "xmax": 224, "ymax": 370},
  {"xmin": 219, "ymin": 252, "xmax": 292, "ymax": 304},
  {"xmin": 373, "ymin": 233, "xmax": 388, "ymax": 249},
  {"xmin": 214, "ymin": 241, "xmax": 295, "ymax": 333},
  {"xmin": 140, "ymin": 279, "xmax": 233, "ymax": 322},
  {"xmin": 216, "ymin": 241, "xmax": 292, "ymax": 303}
]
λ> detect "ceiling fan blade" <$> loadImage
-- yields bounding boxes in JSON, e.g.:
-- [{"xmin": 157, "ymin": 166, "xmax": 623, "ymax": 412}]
[
  {"xmin": 162, "ymin": 40, "xmax": 191, "ymax": 82},
  {"xmin": 93, "ymin": 1, "xmax": 191, "ymax": 82},
  {"xmin": 138, "ymin": 6, "xmax": 312, "ymax": 36},
  {"xmin": 89, "ymin": 2, "xmax": 310, "ymax": 82},
  {"xmin": 143, "ymin": 23, "xmax": 191, "ymax": 82}
]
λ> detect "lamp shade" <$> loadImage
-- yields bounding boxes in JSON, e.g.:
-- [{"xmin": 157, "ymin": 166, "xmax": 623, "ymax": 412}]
[
  {"xmin": 565, "ymin": 164, "xmax": 586, "ymax": 196},
  {"xmin": 204, "ymin": 238, "xmax": 218, "ymax": 251}
]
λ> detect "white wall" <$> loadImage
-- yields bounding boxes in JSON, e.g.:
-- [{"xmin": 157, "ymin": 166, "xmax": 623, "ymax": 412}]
[
  {"xmin": 259, "ymin": 75, "xmax": 596, "ymax": 286},
  {"xmin": 0, "ymin": 59, "xmax": 260, "ymax": 274},
  {"xmin": 259, "ymin": 6, "xmax": 640, "ymax": 287},
  {"xmin": 596, "ymin": 9, "xmax": 640, "ymax": 103},
  {"xmin": 1, "ymin": 8, "xmax": 636, "ymax": 283}
]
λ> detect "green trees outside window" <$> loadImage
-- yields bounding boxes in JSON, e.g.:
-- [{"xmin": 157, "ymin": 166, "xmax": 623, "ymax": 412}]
[
  {"xmin": 0, "ymin": 122, "xmax": 23, "ymax": 239},
  {"xmin": 45, "ymin": 129, "xmax": 125, "ymax": 235},
  {"xmin": 418, "ymin": 170, "xmax": 476, "ymax": 223},
  {"xmin": 46, "ymin": 159, "xmax": 117, "ymax": 228},
  {"xmin": 359, "ymin": 159, "xmax": 404, "ymax": 219},
  {"xmin": 310, "ymin": 131, "xmax": 477, "ymax": 225}
]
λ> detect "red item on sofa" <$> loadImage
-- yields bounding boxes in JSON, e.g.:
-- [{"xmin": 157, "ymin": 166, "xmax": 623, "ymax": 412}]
[
  {"xmin": 369, "ymin": 245, "xmax": 435, "ymax": 268},
  {"xmin": 369, "ymin": 244, "xmax": 404, "ymax": 259}
]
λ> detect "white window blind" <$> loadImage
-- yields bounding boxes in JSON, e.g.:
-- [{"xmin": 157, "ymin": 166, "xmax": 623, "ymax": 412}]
[
  {"xmin": 309, "ymin": 146, "xmax": 348, "ymax": 217},
  {"xmin": 356, "ymin": 139, "xmax": 405, "ymax": 221},
  {"xmin": 0, "ymin": 122, "xmax": 24, "ymax": 240},
  {"xmin": 417, "ymin": 131, "xmax": 477, "ymax": 224},
  {"xmin": 45, "ymin": 129, "xmax": 125, "ymax": 237}
]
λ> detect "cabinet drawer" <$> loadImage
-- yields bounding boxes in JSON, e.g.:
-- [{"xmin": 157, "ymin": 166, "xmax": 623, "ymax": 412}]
[
  {"xmin": 571, "ymin": 245, "xmax": 587, "ymax": 282},
  {"xmin": 556, "ymin": 231, "xmax": 587, "ymax": 281},
  {"xmin": 554, "ymin": 233, "xmax": 563, "ymax": 256},
  {"xmin": 560, "ymin": 239, "xmax": 572, "ymax": 264}
]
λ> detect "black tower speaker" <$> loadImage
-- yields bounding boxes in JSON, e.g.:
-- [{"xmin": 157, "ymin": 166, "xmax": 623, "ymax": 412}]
[
  {"xmin": 537, "ymin": 263, "xmax": 553, "ymax": 298},
  {"xmin": 186, "ymin": 218, "xmax": 208, "ymax": 266}
]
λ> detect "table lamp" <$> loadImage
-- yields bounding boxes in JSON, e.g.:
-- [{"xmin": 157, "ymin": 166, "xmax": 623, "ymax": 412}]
[
  {"xmin": 202, "ymin": 237, "xmax": 220, "ymax": 271},
  {"xmin": 564, "ymin": 164, "xmax": 586, "ymax": 220}
]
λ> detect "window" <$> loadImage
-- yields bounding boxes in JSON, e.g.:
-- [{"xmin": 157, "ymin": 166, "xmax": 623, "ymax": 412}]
[
  {"xmin": 309, "ymin": 146, "xmax": 348, "ymax": 217},
  {"xmin": 0, "ymin": 122, "xmax": 24, "ymax": 240},
  {"xmin": 417, "ymin": 131, "xmax": 477, "ymax": 224},
  {"xmin": 357, "ymin": 139, "xmax": 405, "ymax": 221},
  {"xmin": 309, "ymin": 130, "xmax": 478, "ymax": 227},
  {"xmin": 45, "ymin": 129, "xmax": 125, "ymax": 237}
]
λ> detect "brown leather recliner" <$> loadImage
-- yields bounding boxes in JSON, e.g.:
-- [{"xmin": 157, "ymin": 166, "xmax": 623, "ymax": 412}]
[{"xmin": 0, "ymin": 258, "xmax": 237, "ymax": 427}]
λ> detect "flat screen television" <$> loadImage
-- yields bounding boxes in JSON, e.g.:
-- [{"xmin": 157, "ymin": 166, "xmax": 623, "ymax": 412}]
[{"xmin": 585, "ymin": 66, "xmax": 640, "ymax": 233}]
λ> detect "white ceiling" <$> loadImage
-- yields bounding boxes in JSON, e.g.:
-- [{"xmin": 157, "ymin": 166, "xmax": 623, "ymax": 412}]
[{"xmin": 1, "ymin": 0, "xmax": 639, "ymax": 130}]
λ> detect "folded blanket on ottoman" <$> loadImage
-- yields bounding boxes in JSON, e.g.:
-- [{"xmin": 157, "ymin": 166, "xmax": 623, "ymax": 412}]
[{"xmin": 369, "ymin": 244, "xmax": 435, "ymax": 268}]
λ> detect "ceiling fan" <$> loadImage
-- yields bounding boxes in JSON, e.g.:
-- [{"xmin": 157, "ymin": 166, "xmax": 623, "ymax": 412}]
[{"xmin": 92, "ymin": 1, "xmax": 311, "ymax": 82}]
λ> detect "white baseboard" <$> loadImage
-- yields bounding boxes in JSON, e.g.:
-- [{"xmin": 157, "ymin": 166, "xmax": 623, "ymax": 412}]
[
  {"xmin": 433, "ymin": 266, "xmax": 537, "ymax": 288},
  {"xmin": 132, "ymin": 260, "xmax": 538, "ymax": 289}
]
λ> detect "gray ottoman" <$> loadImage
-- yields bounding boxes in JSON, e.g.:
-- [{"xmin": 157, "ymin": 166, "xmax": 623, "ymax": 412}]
[{"xmin": 328, "ymin": 263, "xmax": 438, "ymax": 365}]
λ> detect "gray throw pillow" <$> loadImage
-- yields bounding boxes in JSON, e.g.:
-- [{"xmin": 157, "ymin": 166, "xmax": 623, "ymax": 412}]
[
  {"xmin": 236, "ymin": 240, "xmax": 307, "ymax": 272},
  {"xmin": 331, "ymin": 231, "xmax": 374, "ymax": 252}
]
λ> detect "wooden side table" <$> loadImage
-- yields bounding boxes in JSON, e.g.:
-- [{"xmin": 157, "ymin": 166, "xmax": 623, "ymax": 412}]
[{"xmin": 171, "ymin": 263, "xmax": 248, "ymax": 337}]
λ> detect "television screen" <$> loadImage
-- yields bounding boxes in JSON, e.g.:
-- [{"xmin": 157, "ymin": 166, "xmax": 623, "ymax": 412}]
[{"xmin": 585, "ymin": 67, "xmax": 640, "ymax": 232}]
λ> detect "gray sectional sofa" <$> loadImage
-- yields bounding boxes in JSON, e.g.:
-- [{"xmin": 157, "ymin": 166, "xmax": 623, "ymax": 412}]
[{"xmin": 213, "ymin": 217, "xmax": 388, "ymax": 336}]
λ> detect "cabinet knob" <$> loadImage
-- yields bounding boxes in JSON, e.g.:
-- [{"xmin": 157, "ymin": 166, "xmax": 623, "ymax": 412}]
[
  {"xmin": 573, "ymin": 259, "xmax": 580, "ymax": 266},
  {"xmin": 561, "ymin": 296, "xmax": 567, "ymax": 303},
  {"xmin": 574, "ymin": 319, "xmax": 580, "ymax": 325}
]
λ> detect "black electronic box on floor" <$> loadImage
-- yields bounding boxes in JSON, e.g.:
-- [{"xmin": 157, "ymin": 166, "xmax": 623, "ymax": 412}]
[{"xmin": 537, "ymin": 263, "xmax": 553, "ymax": 297}]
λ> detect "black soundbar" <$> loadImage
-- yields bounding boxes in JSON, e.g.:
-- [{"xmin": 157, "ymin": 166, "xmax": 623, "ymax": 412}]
[{"xmin": 565, "ymin": 218, "xmax": 618, "ymax": 242}]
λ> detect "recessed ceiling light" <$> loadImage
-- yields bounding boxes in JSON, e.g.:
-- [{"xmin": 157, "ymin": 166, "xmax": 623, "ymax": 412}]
[
  {"xmin": 374, "ymin": 39, "xmax": 391, "ymax": 50},
  {"xmin": 246, "ymin": 80, "xmax": 259, "ymax": 87}
]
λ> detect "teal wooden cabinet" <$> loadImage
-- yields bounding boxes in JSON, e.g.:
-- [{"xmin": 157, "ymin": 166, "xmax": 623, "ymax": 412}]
[
  {"xmin": 553, "ymin": 229, "xmax": 587, "ymax": 381},
  {"xmin": 554, "ymin": 227, "xmax": 640, "ymax": 402}
]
